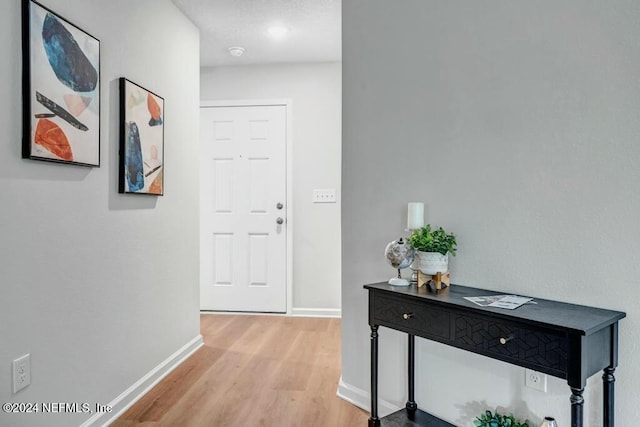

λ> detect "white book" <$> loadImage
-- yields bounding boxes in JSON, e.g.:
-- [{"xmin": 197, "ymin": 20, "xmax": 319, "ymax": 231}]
[{"xmin": 464, "ymin": 295, "xmax": 533, "ymax": 310}]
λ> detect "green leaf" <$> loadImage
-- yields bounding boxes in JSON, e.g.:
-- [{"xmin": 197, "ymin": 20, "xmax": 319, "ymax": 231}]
[
  {"xmin": 408, "ymin": 224, "xmax": 457, "ymax": 255},
  {"xmin": 474, "ymin": 409, "xmax": 529, "ymax": 427}
]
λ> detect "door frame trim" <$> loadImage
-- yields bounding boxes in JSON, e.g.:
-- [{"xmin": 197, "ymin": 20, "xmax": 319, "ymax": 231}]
[{"xmin": 200, "ymin": 99, "xmax": 293, "ymax": 315}]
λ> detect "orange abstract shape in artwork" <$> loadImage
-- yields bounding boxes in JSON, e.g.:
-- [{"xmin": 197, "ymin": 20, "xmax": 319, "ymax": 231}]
[
  {"xmin": 147, "ymin": 93, "xmax": 161, "ymax": 120},
  {"xmin": 149, "ymin": 169, "xmax": 163, "ymax": 195},
  {"xmin": 34, "ymin": 118, "xmax": 73, "ymax": 161},
  {"xmin": 63, "ymin": 94, "xmax": 92, "ymax": 116}
]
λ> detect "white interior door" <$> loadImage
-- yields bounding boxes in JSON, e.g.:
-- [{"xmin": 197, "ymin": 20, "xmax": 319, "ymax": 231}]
[{"xmin": 200, "ymin": 105, "xmax": 287, "ymax": 312}]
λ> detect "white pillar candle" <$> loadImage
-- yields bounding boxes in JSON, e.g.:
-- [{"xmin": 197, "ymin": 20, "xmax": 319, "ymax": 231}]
[{"xmin": 407, "ymin": 202, "xmax": 424, "ymax": 230}]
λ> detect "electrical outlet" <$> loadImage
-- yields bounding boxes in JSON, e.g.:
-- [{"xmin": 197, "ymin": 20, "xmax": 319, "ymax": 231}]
[
  {"xmin": 13, "ymin": 354, "xmax": 31, "ymax": 393},
  {"xmin": 525, "ymin": 368, "xmax": 547, "ymax": 392},
  {"xmin": 312, "ymin": 189, "xmax": 336, "ymax": 203}
]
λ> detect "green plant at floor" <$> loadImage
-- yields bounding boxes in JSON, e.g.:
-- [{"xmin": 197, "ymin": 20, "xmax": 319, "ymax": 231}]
[
  {"xmin": 474, "ymin": 410, "xmax": 529, "ymax": 427},
  {"xmin": 407, "ymin": 224, "xmax": 457, "ymax": 256}
]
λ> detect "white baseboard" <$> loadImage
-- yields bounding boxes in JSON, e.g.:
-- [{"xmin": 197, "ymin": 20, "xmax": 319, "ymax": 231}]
[
  {"xmin": 81, "ymin": 335, "xmax": 204, "ymax": 427},
  {"xmin": 290, "ymin": 307, "xmax": 341, "ymax": 318},
  {"xmin": 336, "ymin": 376, "xmax": 401, "ymax": 417},
  {"xmin": 201, "ymin": 310, "xmax": 285, "ymax": 316},
  {"xmin": 200, "ymin": 309, "xmax": 341, "ymax": 318}
]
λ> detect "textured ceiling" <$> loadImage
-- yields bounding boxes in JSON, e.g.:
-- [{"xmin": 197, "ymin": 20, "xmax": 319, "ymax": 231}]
[{"xmin": 171, "ymin": 0, "xmax": 341, "ymax": 67}]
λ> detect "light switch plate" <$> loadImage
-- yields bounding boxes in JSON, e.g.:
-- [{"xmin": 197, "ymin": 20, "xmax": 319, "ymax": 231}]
[{"xmin": 313, "ymin": 189, "xmax": 336, "ymax": 203}]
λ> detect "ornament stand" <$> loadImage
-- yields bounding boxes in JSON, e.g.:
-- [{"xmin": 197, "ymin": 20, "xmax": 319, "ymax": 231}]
[
  {"xmin": 417, "ymin": 270, "xmax": 450, "ymax": 292},
  {"xmin": 388, "ymin": 268, "xmax": 410, "ymax": 286}
]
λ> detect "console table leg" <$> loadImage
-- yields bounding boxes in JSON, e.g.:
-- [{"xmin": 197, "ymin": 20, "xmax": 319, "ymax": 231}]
[
  {"xmin": 570, "ymin": 387, "xmax": 584, "ymax": 427},
  {"xmin": 369, "ymin": 325, "xmax": 381, "ymax": 427},
  {"xmin": 603, "ymin": 367, "xmax": 615, "ymax": 427},
  {"xmin": 406, "ymin": 334, "xmax": 417, "ymax": 416}
]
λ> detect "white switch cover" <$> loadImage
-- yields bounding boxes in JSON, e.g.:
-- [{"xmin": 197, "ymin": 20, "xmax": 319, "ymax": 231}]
[
  {"xmin": 313, "ymin": 189, "xmax": 336, "ymax": 203},
  {"xmin": 13, "ymin": 354, "xmax": 31, "ymax": 393}
]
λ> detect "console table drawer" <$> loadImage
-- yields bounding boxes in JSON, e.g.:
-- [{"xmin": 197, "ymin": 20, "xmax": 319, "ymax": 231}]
[
  {"xmin": 453, "ymin": 314, "xmax": 568, "ymax": 374},
  {"xmin": 372, "ymin": 295, "xmax": 450, "ymax": 340}
]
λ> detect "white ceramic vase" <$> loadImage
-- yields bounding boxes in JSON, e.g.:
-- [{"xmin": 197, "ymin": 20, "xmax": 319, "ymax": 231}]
[
  {"xmin": 541, "ymin": 417, "xmax": 557, "ymax": 427},
  {"xmin": 416, "ymin": 251, "xmax": 448, "ymax": 275}
]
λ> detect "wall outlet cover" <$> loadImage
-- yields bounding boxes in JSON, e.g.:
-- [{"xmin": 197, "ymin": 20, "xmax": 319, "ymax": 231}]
[
  {"xmin": 525, "ymin": 368, "xmax": 547, "ymax": 392},
  {"xmin": 13, "ymin": 354, "xmax": 31, "ymax": 394}
]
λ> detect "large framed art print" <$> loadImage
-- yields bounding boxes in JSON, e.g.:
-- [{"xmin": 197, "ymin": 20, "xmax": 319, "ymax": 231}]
[
  {"xmin": 22, "ymin": 0, "xmax": 100, "ymax": 166},
  {"xmin": 119, "ymin": 78, "xmax": 164, "ymax": 195}
]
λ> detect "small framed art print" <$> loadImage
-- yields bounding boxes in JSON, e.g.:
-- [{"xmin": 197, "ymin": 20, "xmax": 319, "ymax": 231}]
[{"xmin": 119, "ymin": 78, "xmax": 164, "ymax": 195}]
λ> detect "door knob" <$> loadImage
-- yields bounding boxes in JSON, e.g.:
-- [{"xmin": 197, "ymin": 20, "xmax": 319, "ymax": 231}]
[
  {"xmin": 276, "ymin": 203, "xmax": 283, "ymax": 210},
  {"xmin": 276, "ymin": 217, "xmax": 284, "ymax": 225}
]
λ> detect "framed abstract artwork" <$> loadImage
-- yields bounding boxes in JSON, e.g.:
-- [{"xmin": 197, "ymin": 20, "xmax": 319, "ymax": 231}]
[
  {"xmin": 119, "ymin": 78, "xmax": 164, "ymax": 195},
  {"xmin": 22, "ymin": 0, "xmax": 100, "ymax": 166}
]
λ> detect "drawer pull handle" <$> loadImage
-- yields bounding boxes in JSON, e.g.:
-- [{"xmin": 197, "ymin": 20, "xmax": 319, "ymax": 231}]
[
  {"xmin": 499, "ymin": 335, "xmax": 514, "ymax": 345},
  {"xmin": 403, "ymin": 313, "xmax": 413, "ymax": 320}
]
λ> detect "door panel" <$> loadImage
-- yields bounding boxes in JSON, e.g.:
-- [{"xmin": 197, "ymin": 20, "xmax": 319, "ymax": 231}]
[
  {"xmin": 200, "ymin": 105, "xmax": 287, "ymax": 312},
  {"xmin": 213, "ymin": 233, "xmax": 233, "ymax": 285}
]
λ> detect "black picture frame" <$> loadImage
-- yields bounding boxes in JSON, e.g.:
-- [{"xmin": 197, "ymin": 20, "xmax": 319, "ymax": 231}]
[
  {"xmin": 22, "ymin": 0, "xmax": 101, "ymax": 167},
  {"xmin": 119, "ymin": 78, "xmax": 165, "ymax": 196}
]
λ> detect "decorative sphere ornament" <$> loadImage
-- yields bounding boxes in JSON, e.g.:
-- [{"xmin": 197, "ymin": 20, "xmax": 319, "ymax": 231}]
[{"xmin": 384, "ymin": 237, "xmax": 415, "ymax": 286}]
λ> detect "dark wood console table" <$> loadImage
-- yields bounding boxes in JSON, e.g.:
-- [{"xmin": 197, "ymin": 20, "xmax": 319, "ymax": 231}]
[{"xmin": 364, "ymin": 282, "xmax": 625, "ymax": 427}]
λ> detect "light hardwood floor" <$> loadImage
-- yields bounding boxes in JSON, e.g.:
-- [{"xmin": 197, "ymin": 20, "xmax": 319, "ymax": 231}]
[{"xmin": 112, "ymin": 314, "xmax": 368, "ymax": 427}]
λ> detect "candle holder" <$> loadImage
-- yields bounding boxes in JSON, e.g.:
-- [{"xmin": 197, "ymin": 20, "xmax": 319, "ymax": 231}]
[
  {"xmin": 407, "ymin": 202, "xmax": 424, "ymax": 230},
  {"xmin": 410, "ymin": 268, "xmax": 419, "ymax": 285},
  {"xmin": 405, "ymin": 202, "xmax": 425, "ymax": 285}
]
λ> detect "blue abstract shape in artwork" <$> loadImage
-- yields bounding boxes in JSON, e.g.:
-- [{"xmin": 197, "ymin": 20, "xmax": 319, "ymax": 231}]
[
  {"xmin": 42, "ymin": 13, "xmax": 97, "ymax": 92},
  {"xmin": 125, "ymin": 122, "xmax": 144, "ymax": 192},
  {"xmin": 148, "ymin": 117, "xmax": 163, "ymax": 127}
]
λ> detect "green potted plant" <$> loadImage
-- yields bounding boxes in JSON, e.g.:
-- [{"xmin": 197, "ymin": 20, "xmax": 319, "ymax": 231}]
[
  {"xmin": 474, "ymin": 410, "xmax": 529, "ymax": 427},
  {"xmin": 408, "ymin": 224, "xmax": 457, "ymax": 275}
]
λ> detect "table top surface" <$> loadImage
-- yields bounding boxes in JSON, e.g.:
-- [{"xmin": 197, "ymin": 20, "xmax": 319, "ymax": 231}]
[{"xmin": 365, "ymin": 282, "xmax": 626, "ymax": 336}]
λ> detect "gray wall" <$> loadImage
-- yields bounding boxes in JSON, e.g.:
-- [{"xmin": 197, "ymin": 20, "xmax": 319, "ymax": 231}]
[
  {"xmin": 0, "ymin": 1, "xmax": 200, "ymax": 426},
  {"xmin": 342, "ymin": 1, "xmax": 640, "ymax": 425}
]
